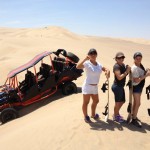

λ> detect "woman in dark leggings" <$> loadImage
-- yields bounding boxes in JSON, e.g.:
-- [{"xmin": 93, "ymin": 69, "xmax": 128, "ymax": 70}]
[{"xmin": 112, "ymin": 52, "xmax": 131, "ymax": 123}]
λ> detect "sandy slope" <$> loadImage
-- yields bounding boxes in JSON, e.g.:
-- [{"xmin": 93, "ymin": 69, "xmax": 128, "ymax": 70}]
[{"xmin": 0, "ymin": 26, "xmax": 150, "ymax": 150}]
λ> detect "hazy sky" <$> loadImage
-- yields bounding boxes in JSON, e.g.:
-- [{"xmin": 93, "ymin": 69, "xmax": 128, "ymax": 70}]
[{"xmin": 0, "ymin": 0, "xmax": 150, "ymax": 39}]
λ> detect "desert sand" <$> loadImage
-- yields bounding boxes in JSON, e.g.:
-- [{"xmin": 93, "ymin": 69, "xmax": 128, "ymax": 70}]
[{"xmin": 0, "ymin": 26, "xmax": 150, "ymax": 150}]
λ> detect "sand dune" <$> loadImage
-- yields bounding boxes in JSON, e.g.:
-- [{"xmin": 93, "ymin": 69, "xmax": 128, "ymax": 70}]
[{"xmin": 0, "ymin": 26, "xmax": 150, "ymax": 150}]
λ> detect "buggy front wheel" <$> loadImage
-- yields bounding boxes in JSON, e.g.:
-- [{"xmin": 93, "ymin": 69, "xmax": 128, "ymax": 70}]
[{"xmin": 0, "ymin": 108, "xmax": 18, "ymax": 124}]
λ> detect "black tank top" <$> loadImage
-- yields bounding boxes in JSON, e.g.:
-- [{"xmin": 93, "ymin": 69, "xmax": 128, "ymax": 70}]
[{"xmin": 113, "ymin": 63, "xmax": 126, "ymax": 87}]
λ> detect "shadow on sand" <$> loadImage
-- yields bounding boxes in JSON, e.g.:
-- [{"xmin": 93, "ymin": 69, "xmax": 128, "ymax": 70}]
[
  {"xmin": 88, "ymin": 118, "xmax": 150, "ymax": 133},
  {"xmin": 0, "ymin": 87, "xmax": 82, "ymax": 126},
  {"xmin": 18, "ymin": 87, "xmax": 82, "ymax": 117}
]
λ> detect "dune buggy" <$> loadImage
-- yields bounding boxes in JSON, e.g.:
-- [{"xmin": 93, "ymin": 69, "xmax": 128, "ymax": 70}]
[{"xmin": 0, "ymin": 49, "xmax": 83, "ymax": 124}]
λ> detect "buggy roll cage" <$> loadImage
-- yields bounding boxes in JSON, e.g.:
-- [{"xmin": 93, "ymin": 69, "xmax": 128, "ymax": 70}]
[{"xmin": 0, "ymin": 49, "xmax": 76, "ymax": 101}]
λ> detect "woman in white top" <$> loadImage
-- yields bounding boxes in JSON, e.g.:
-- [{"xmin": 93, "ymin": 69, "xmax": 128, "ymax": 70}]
[
  {"xmin": 131, "ymin": 52, "xmax": 150, "ymax": 127},
  {"xmin": 76, "ymin": 48, "xmax": 110, "ymax": 122}
]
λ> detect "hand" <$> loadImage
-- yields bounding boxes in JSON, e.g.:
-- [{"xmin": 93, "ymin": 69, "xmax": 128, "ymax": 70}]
[
  {"xmin": 146, "ymin": 70, "xmax": 150, "ymax": 77},
  {"xmin": 134, "ymin": 78, "xmax": 140, "ymax": 83},
  {"xmin": 105, "ymin": 70, "xmax": 110, "ymax": 79},
  {"xmin": 85, "ymin": 56, "xmax": 90, "ymax": 61},
  {"xmin": 126, "ymin": 65, "xmax": 131, "ymax": 73}
]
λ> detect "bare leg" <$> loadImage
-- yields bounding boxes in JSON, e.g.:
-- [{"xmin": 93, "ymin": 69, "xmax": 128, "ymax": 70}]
[
  {"xmin": 132, "ymin": 93, "xmax": 141, "ymax": 119},
  {"xmin": 82, "ymin": 94, "xmax": 91, "ymax": 117},
  {"xmin": 91, "ymin": 94, "xmax": 99, "ymax": 117},
  {"xmin": 114, "ymin": 102, "xmax": 124, "ymax": 116}
]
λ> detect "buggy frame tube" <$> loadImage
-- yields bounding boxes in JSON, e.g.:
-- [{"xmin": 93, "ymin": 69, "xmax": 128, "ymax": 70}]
[
  {"xmin": 33, "ymin": 65, "xmax": 38, "ymax": 83},
  {"xmin": 49, "ymin": 55, "xmax": 54, "ymax": 73},
  {"xmin": 15, "ymin": 75, "xmax": 22, "ymax": 100}
]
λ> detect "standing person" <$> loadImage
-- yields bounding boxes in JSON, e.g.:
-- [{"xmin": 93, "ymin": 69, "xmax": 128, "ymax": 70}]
[
  {"xmin": 76, "ymin": 48, "xmax": 110, "ymax": 123},
  {"xmin": 112, "ymin": 52, "xmax": 131, "ymax": 122},
  {"xmin": 131, "ymin": 52, "xmax": 150, "ymax": 127}
]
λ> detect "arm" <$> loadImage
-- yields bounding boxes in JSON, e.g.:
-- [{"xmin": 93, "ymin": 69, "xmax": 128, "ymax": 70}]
[
  {"xmin": 114, "ymin": 65, "xmax": 131, "ymax": 81},
  {"xmin": 102, "ymin": 67, "xmax": 110, "ymax": 79},
  {"xmin": 76, "ymin": 56, "xmax": 89, "ymax": 69},
  {"xmin": 114, "ymin": 70, "xmax": 127, "ymax": 80},
  {"xmin": 133, "ymin": 70, "xmax": 150, "ymax": 83}
]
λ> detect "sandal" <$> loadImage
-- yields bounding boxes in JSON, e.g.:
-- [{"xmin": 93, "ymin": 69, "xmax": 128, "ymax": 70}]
[{"xmin": 91, "ymin": 114, "xmax": 99, "ymax": 120}]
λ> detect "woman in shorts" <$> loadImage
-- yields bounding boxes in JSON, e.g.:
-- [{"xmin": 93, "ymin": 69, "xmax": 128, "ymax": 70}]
[
  {"xmin": 76, "ymin": 48, "xmax": 110, "ymax": 122},
  {"xmin": 131, "ymin": 52, "xmax": 150, "ymax": 127}
]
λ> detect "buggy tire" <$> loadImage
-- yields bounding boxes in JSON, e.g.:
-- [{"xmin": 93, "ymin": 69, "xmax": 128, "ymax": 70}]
[
  {"xmin": 0, "ymin": 108, "xmax": 18, "ymax": 124},
  {"xmin": 62, "ymin": 82, "xmax": 77, "ymax": 95},
  {"xmin": 66, "ymin": 52, "xmax": 79, "ymax": 63}
]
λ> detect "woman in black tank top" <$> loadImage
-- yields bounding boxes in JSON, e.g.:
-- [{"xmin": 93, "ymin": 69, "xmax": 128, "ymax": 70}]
[{"xmin": 112, "ymin": 52, "xmax": 131, "ymax": 123}]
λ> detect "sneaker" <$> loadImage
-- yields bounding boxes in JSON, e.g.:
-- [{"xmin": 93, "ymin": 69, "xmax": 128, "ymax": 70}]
[
  {"xmin": 135, "ymin": 117, "xmax": 141, "ymax": 122},
  {"xmin": 91, "ymin": 114, "xmax": 99, "ymax": 120},
  {"xmin": 120, "ymin": 115, "xmax": 124, "ymax": 119},
  {"xmin": 131, "ymin": 115, "xmax": 141, "ymax": 122},
  {"xmin": 84, "ymin": 115, "xmax": 91, "ymax": 123},
  {"xmin": 113, "ymin": 115, "xmax": 125, "ymax": 123},
  {"xmin": 131, "ymin": 118, "xmax": 142, "ymax": 128}
]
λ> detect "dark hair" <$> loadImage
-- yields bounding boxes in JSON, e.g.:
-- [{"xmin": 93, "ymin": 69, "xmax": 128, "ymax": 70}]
[{"xmin": 88, "ymin": 48, "xmax": 97, "ymax": 55}]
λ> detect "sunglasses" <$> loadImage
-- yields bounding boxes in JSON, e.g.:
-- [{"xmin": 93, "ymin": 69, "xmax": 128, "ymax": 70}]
[
  {"xmin": 89, "ymin": 52, "xmax": 97, "ymax": 55},
  {"xmin": 116, "ymin": 56, "xmax": 125, "ymax": 60}
]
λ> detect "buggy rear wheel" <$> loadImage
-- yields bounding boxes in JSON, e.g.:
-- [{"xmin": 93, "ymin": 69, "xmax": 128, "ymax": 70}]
[
  {"xmin": 0, "ymin": 108, "xmax": 18, "ymax": 124},
  {"xmin": 62, "ymin": 82, "xmax": 77, "ymax": 95},
  {"xmin": 66, "ymin": 52, "xmax": 79, "ymax": 63}
]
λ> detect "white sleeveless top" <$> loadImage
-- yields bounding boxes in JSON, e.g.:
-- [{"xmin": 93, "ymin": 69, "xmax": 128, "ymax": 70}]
[
  {"xmin": 83, "ymin": 60, "xmax": 103, "ymax": 84},
  {"xmin": 131, "ymin": 64, "xmax": 145, "ymax": 86}
]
